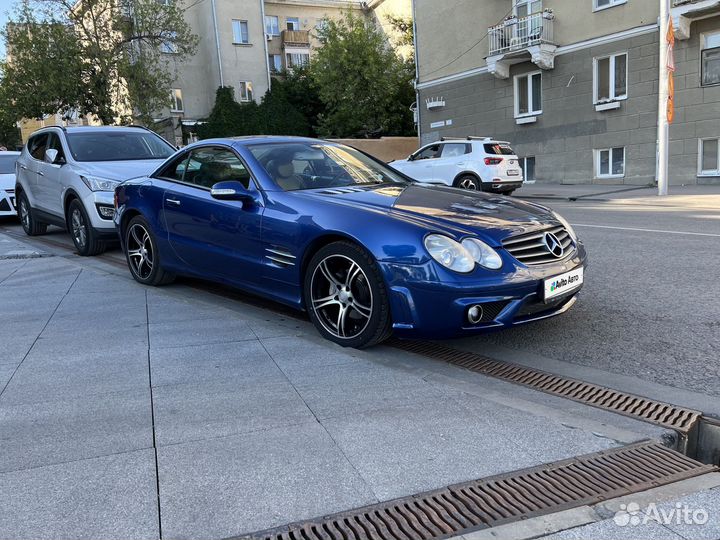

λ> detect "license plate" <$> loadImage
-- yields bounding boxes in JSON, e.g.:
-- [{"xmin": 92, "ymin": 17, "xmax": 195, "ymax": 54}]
[
  {"xmin": 544, "ymin": 267, "xmax": 584, "ymax": 301},
  {"xmin": 507, "ymin": 170, "xmax": 519, "ymax": 176}
]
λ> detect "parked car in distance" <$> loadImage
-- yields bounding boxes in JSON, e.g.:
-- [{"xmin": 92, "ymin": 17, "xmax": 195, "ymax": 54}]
[
  {"xmin": 0, "ymin": 150, "xmax": 21, "ymax": 217},
  {"xmin": 115, "ymin": 136, "xmax": 585, "ymax": 349},
  {"xmin": 389, "ymin": 136, "xmax": 524, "ymax": 194},
  {"xmin": 15, "ymin": 126, "xmax": 176, "ymax": 255}
]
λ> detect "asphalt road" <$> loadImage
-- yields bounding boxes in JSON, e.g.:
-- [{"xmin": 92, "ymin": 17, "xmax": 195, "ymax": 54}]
[{"xmin": 2, "ymin": 189, "xmax": 718, "ymax": 402}]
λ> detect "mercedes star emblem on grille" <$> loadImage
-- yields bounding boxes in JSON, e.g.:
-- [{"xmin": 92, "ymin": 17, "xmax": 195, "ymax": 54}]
[{"xmin": 544, "ymin": 231, "xmax": 565, "ymax": 258}]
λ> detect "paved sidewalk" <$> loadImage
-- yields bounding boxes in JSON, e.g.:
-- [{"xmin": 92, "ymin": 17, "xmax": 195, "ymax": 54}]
[
  {"xmin": 0, "ymin": 231, "xmax": 674, "ymax": 540},
  {"xmin": 515, "ymin": 182, "xmax": 720, "ymax": 203}
]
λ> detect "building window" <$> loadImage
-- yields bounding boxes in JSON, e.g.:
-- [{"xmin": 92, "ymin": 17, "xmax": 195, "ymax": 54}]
[
  {"xmin": 269, "ymin": 54, "xmax": 282, "ymax": 72},
  {"xmin": 237, "ymin": 81, "xmax": 253, "ymax": 102},
  {"xmin": 701, "ymin": 31, "xmax": 720, "ymax": 86},
  {"xmin": 160, "ymin": 31, "xmax": 178, "ymax": 54},
  {"xmin": 594, "ymin": 52, "xmax": 627, "ymax": 103},
  {"xmin": 286, "ymin": 52, "xmax": 310, "ymax": 69},
  {"xmin": 286, "ymin": 17, "xmax": 300, "ymax": 31},
  {"xmin": 514, "ymin": 0, "xmax": 542, "ymax": 17},
  {"xmin": 699, "ymin": 138, "xmax": 720, "ymax": 175},
  {"xmin": 169, "ymin": 89, "xmax": 184, "ymax": 112},
  {"xmin": 265, "ymin": 15, "xmax": 280, "ymax": 36},
  {"xmin": 594, "ymin": 0, "xmax": 626, "ymax": 11},
  {"xmin": 232, "ymin": 20, "xmax": 249, "ymax": 44},
  {"xmin": 514, "ymin": 71, "xmax": 542, "ymax": 117},
  {"xmin": 520, "ymin": 156, "xmax": 536, "ymax": 182},
  {"xmin": 595, "ymin": 147, "xmax": 625, "ymax": 178}
]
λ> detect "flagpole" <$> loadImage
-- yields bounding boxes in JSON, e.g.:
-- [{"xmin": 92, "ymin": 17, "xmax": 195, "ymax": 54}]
[{"xmin": 657, "ymin": 0, "xmax": 670, "ymax": 196}]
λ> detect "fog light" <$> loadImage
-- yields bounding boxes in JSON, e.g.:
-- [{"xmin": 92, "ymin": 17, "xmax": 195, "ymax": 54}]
[
  {"xmin": 467, "ymin": 305, "xmax": 484, "ymax": 325},
  {"xmin": 96, "ymin": 205, "xmax": 115, "ymax": 219}
]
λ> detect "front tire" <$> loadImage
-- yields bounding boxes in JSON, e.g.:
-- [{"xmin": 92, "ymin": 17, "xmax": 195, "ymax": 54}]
[
  {"xmin": 18, "ymin": 192, "xmax": 47, "ymax": 236},
  {"xmin": 304, "ymin": 241, "xmax": 392, "ymax": 348},
  {"xmin": 68, "ymin": 199, "xmax": 105, "ymax": 256},
  {"xmin": 454, "ymin": 175, "xmax": 481, "ymax": 191},
  {"xmin": 123, "ymin": 215, "xmax": 175, "ymax": 286}
]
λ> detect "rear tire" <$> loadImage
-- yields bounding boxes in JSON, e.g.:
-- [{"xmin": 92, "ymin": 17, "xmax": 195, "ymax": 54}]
[
  {"xmin": 123, "ymin": 215, "xmax": 175, "ymax": 286},
  {"xmin": 454, "ymin": 175, "xmax": 481, "ymax": 191},
  {"xmin": 505, "ymin": 189, "xmax": 516, "ymax": 196},
  {"xmin": 18, "ymin": 192, "xmax": 48, "ymax": 236},
  {"xmin": 68, "ymin": 199, "xmax": 105, "ymax": 256},
  {"xmin": 304, "ymin": 241, "xmax": 392, "ymax": 348}
]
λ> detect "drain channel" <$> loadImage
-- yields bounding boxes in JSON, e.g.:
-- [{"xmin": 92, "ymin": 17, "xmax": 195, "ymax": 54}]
[
  {"xmin": 237, "ymin": 442, "xmax": 716, "ymax": 540},
  {"xmin": 389, "ymin": 339, "xmax": 704, "ymax": 448}
]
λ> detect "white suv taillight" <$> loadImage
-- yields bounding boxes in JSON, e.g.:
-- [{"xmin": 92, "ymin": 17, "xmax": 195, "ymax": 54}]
[{"xmin": 484, "ymin": 157, "xmax": 503, "ymax": 165}]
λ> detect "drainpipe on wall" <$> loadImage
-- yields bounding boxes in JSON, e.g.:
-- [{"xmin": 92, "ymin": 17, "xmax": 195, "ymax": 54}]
[
  {"xmin": 412, "ymin": 0, "xmax": 421, "ymax": 143},
  {"xmin": 259, "ymin": 0, "xmax": 272, "ymax": 94},
  {"xmin": 211, "ymin": 0, "xmax": 224, "ymax": 88}
]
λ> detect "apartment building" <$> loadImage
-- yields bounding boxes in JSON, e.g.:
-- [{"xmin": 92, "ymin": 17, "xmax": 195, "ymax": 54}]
[
  {"xmin": 159, "ymin": 0, "xmax": 411, "ymax": 144},
  {"xmin": 413, "ymin": 0, "xmax": 720, "ymax": 185}
]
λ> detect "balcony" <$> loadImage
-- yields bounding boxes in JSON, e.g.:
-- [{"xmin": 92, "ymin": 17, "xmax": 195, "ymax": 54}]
[
  {"xmin": 671, "ymin": 0, "xmax": 720, "ymax": 39},
  {"xmin": 281, "ymin": 29, "xmax": 310, "ymax": 47},
  {"xmin": 486, "ymin": 11, "xmax": 557, "ymax": 79}
]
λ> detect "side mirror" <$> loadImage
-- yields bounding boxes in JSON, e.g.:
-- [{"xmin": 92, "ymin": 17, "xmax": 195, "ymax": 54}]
[
  {"xmin": 210, "ymin": 180, "xmax": 254, "ymax": 202},
  {"xmin": 407, "ymin": 154, "xmax": 415, "ymax": 161},
  {"xmin": 45, "ymin": 149, "xmax": 64, "ymax": 165}
]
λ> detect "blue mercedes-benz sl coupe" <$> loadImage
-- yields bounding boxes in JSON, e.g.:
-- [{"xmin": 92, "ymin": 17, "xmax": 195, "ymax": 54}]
[{"xmin": 114, "ymin": 136, "xmax": 586, "ymax": 348}]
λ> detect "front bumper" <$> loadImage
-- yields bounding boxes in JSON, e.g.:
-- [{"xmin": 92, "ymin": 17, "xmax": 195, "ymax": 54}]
[
  {"xmin": 79, "ymin": 190, "xmax": 117, "ymax": 233},
  {"xmin": 381, "ymin": 243, "xmax": 587, "ymax": 339},
  {"xmin": 0, "ymin": 189, "xmax": 16, "ymax": 216}
]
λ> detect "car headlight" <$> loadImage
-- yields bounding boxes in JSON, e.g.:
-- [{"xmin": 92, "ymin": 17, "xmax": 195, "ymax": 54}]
[
  {"xmin": 552, "ymin": 211, "xmax": 578, "ymax": 241},
  {"xmin": 80, "ymin": 175, "xmax": 121, "ymax": 192},
  {"xmin": 424, "ymin": 234, "xmax": 475, "ymax": 273},
  {"xmin": 461, "ymin": 238, "xmax": 503, "ymax": 270}
]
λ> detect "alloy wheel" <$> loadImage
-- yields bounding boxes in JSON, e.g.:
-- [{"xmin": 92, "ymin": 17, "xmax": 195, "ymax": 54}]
[
  {"xmin": 459, "ymin": 177, "xmax": 478, "ymax": 190},
  {"xmin": 19, "ymin": 199, "xmax": 29, "ymax": 230},
  {"xmin": 71, "ymin": 208, "xmax": 87, "ymax": 249},
  {"xmin": 310, "ymin": 254, "xmax": 373, "ymax": 340},
  {"xmin": 126, "ymin": 223, "xmax": 154, "ymax": 280}
]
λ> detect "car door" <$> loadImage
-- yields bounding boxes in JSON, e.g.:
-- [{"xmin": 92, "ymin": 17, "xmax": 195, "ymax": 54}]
[
  {"xmin": 433, "ymin": 143, "xmax": 471, "ymax": 184},
  {"xmin": 35, "ymin": 132, "xmax": 67, "ymax": 217},
  {"xmin": 402, "ymin": 144, "xmax": 441, "ymax": 182},
  {"xmin": 19, "ymin": 133, "xmax": 48, "ymax": 207},
  {"xmin": 161, "ymin": 146, "xmax": 265, "ymax": 283}
]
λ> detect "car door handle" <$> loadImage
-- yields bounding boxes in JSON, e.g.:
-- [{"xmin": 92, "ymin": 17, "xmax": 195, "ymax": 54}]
[
  {"xmin": 37, "ymin": 171, "xmax": 44, "ymax": 176},
  {"xmin": 20, "ymin": 165, "xmax": 28, "ymax": 170},
  {"xmin": 165, "ymin": 198, "xmax": 181, "ymax": 206}
]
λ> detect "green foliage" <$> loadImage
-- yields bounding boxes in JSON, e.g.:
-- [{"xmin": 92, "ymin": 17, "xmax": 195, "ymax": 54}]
[
  {"xmin": 309, "ymin": 10, "xmax": 415, "ymax": 138},
  {"xmin": 0, "ymin": 0, "xmax": 198, "ymax": 125},
  {"xmin": 385, "ymin": 14, "xmax": 414, "ymax": 55}
]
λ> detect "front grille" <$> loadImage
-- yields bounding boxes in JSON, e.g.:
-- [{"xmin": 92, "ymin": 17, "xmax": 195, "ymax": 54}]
[
  {"xmin": 502, "ymin": 225, "xmax": 574, "ymax": 266},
  {"xmin": 0, "ymin": 199, "xmax": 9, "ymax": 212}
]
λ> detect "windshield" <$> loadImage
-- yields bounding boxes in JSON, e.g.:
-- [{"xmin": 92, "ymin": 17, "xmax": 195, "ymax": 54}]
[
  {"xmin": 0, "ymin": 155, "xmax": 18, "ymax": 174},
  {"xmin": 248, "ymin": 142, "xmax": 409, "ymax": 191},
  {"xmin": 66, "ymin": 131, "xmax": 175, "ymax": 162}
]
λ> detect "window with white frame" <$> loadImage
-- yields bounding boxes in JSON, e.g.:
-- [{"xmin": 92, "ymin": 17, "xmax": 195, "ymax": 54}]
[
  {"xmin": 232, "ymin": 20, "xmax": 249, "ymax": 44},
  {"xmin": 594, "ymin": 0, "xmax": 626, "ymax": 11},
  {"xmin": 514, "ymin": 71, "xmax": 542, "ymax": 117},
  {"xmin": 237, "ymin": 81, "xmax": 253, "ymax": 102},
  {"xmin": 514, "ymin": 0, "xmax": 542, "ymax": 17},
  {"xmin": 595, "ymin": 147, "xmax": 625, "ymax": 178},
  {"xmin": 701, "ymin": 31, "xmax": 720, "ymax": 86},
  {"xmin": 520, "ymin": 156, "xmax": 536, "ymax": 182},
  {"xmin": 286, "ymin": 17, "xmax": 300, "ymax": 31},
  {"xmin": 169, "ymin": 89, "xmax": 184, "ymax": 112},
  {"xmin": 269, "ymin": 54, "xmax": 282, "ymax": 72},
  {"xmin": 594, "ymin": 52, "xmax": 627, "ymax": 103},
  {"xmin": 699, "ymin": 138, "xmax": 720, "ymax": 175},
  {"xmin": 265, "ymin": 15, "xmax": 280, "ymax": 36},
  {"xmin": 286, "ymin": 52, "xmax": 310, "ymax": 69}
]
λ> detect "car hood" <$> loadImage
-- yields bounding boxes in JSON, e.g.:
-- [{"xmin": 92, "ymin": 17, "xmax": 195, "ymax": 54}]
[
  {"xmin": 76, "ymin": 159, "xmax": 165, "ymax": 182},
  {"xmin": 299, "ymin": 183, "xmax": 556, "ymax": 242}
]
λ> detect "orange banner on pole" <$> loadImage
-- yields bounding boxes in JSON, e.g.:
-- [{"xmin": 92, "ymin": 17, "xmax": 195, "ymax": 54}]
[{"xmin": 667, "ymin": 17, "xmax": 675, "ymax": 124}]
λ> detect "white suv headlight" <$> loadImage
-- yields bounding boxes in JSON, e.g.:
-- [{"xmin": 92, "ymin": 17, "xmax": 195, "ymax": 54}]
[
  {"xmin": 461, "ymin": 238, "xmax": 503, "ymax": 270},
  {"xmin": 552, "ymin": 211, "xmax": 578, "ymax": 241},
  {"xmin": 424, "ymin": 234, "xmax": 475, "ymax": 273},
  {"xmin": 80, "ymin": 175, "xmax": 121, "ymax": 192}
]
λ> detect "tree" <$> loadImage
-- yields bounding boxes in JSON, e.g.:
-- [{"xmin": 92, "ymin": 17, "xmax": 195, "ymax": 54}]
[
  {"xmin": 309, "ymin": 10, "xmax": 415, "ymax": 138},
  {"xmin": 0, "ymin": 0, "xmax": 198, "ymax": 125},
  {"xmin": 385, "ymin": 14, "xmax": 414, "ymax": 59}
]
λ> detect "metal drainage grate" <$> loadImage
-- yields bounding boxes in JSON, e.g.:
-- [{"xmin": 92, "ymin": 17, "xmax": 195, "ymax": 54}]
[
  {"xmin": 389, "ymin": 339, "xmax": 702, "ymax": 436},
  {"xmin": 238, "ymin": 442, "xmax": 716, "ymax": 540}
]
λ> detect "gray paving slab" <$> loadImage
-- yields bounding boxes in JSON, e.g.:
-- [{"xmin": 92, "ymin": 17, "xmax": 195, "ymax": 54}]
[
  {"xmin": 149, "ymin": 317, "xmax": 256, "ymax": 349},
  {"xmin": 152, "ymin": 379, "xmax": 313, "ymax": 446},
  {"xmin": 150, "ymin": 340, "xmax": 286, "ymax": 388},
  {"xmin": 659, "ymin": 488, "xmax": 720, "ymax": 540},
  {"xmin": 260, "ymin": 334, "xmax": 370, "ymax": 377},
  {"xmin": 146, "ymin": 291, "xmax": 231, "ymax": 323},
  {"xmin": 540, "ymin": 517, "xmax": 685, "ymax": 539},
  {"xmin": 157, "ymin": 422, "xmax": 377, "ymax": 540},
  {"xmin": 43, "ymin": 293, "xmax": 148, "ymax": 331},
  {"xmin": 0, "ymin": 449, "xmax": 159, "ymax": 540},
  {"xmin": 321, "ymin": 394, "xmax": 619, "ymax": 501},
  {"xmin": 31, "ymin": 323, "xmax": 148, "ymax": 354},
  {"xmin": 65, "ymin": 270, "xmax": 138, "ymax": 294},
  {"xmin": 0, "ymin": 260, "xmax": 80, "ymax": 289},
  {"xmin": 0, "ymin": 388, "xmax": 152, "ymax": 472}
]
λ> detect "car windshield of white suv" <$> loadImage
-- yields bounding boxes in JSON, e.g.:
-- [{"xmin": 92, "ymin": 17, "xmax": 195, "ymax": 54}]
[
  {"xmin": 0, "ymin": 155, "xmax": 18, "ymax": 173},
  {"xmin": 66, "ymin": 132, "xmax": 175, "ymax": 162},
  {"xmin": 249, "ymin": 142, "xmax": 409, "ymax": 191},
  {"xmin": 484, "ymin": 143, "xmax": 515, "ymax": 156}
]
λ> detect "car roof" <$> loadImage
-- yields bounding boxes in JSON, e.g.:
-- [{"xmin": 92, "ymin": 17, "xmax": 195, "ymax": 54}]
[
  {"xmin": 188, "ymin": 135, "xmax": 339, "ymax": 149},
  {"xmin": 28, "ymin": 125, "xmax": 158, "ymax": 136}
]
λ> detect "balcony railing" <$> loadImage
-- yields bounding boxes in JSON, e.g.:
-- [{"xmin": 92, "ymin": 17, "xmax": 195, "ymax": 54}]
[
  {"xmin": 488, "ymin": 12, "xmax": 554, "ymax": 57},
  {"xmin": 282, "ymin": 29, "xmax": 310, "ymax": 47}
]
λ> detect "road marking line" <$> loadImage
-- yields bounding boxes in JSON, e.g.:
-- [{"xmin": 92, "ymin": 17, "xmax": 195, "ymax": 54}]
[{"xmin": 573, "ymin": 223, "xmax": 720, "ymax": 237}]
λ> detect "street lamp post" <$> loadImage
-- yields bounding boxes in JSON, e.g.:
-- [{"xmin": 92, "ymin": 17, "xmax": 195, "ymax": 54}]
[{"xmin": 657, "ymin": 0, "xmax": 671, "ymax": 196}]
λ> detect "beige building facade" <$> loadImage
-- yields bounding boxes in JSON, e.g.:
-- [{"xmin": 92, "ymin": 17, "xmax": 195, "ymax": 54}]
[{"xmin": 414, "ymin": 0, "xmax": 720, "ymax": 185}]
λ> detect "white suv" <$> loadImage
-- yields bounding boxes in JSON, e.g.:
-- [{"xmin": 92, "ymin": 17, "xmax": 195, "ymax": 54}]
[
  {"xmin": 389, "ymin": 137, "xmax": 524, "ymax": 194},
  {"xmin": 15, "ymin": 126, "xmax": 175, "ymax": 255}
]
